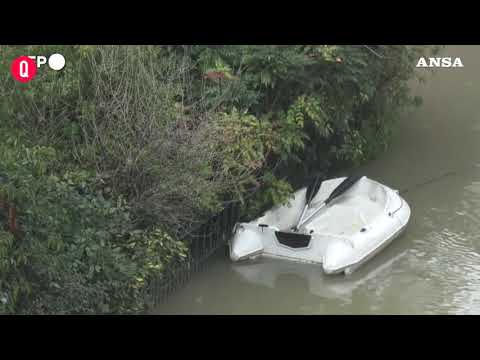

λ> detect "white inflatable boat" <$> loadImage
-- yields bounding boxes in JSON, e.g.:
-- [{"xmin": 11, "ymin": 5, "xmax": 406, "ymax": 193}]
[{"xmin": 229, "ymin": 175, "xmax": 410, "ymax": 275}]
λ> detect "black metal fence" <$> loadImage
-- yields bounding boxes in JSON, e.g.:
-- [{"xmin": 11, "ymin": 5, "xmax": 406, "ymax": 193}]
[{"xmin": 144, "ymin": 201, "xmax": 242, "ymax": 308}]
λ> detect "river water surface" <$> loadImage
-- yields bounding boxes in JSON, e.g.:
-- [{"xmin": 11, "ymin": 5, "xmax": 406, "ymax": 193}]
[{"xmin": 153, "ymin": 45, "xmax": 480, "ymax": 314}]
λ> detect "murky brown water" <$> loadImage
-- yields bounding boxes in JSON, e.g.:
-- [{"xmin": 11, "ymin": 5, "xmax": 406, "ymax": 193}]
[{"xmin": 153, "ymin": 45, "xmax": 480, "ymax": 314}]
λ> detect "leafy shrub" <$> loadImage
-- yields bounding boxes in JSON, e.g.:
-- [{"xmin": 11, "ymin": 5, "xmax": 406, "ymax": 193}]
[
  {"xmin": 0, "ymin": 44, "xmax": 439, "ymax": 313},
  {"xmin": 0, "ymin": 46, "xmax": 273, "ymax": 237},
  {"xmin": 0, "ymin": 133, "xmax": 187, "ymax": 314}
]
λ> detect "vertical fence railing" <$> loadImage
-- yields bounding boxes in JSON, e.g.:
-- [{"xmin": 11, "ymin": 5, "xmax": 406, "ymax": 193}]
[{"xmin": 145, "ymin": 201, "xmax": 242, "ymax": 309}]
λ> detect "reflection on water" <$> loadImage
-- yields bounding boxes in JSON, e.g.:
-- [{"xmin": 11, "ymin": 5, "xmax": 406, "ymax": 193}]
[{"xmin": 154, "ymin": 45, "xmax": 480, "ymax": 314}]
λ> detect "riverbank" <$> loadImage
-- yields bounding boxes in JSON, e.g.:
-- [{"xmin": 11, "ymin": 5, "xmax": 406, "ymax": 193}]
[
  {"xmin": 0, "ymin": 45, "xmax": 437, "ymax": 314},
  {"xmin": 154, "ymin": 45, "xmax": 480, "ymax": 315}
]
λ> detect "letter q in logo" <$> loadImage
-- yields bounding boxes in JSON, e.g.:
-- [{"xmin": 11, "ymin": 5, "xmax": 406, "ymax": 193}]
[{"xmin": 11, "ymin": 56, "xmax": 37, "ymax": 83}]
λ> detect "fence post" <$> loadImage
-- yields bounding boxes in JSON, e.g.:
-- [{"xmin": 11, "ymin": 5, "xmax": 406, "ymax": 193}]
[{"xmin": 146, "ymin": 200, "xmax": 242, "ymax": 309}]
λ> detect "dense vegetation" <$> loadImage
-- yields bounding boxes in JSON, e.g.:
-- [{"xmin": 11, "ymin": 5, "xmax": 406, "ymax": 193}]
[{"xmin": 0, "ymin": 45, "xmax": 439, "ymax": 313}]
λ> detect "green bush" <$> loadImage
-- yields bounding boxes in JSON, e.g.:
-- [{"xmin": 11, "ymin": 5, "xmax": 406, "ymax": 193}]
[
  {"xmin": 0, "ymin": 46, "xmax": 270, "ymax": 237},
  {"xmin": 177, "ymin": 45, "xmax": 440, "ymax": 212},
  {"xmin": 0, "ymin": 133, "xmax": 187, "ymax": 314},
  {"xmin": 0, "ymin": 45, "xmax": 439, "ymax": 313}
]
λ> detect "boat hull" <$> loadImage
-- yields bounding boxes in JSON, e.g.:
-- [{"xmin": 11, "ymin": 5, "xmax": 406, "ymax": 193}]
[{"xmin": 229, "ymin": 176, "xmax": 411, "ymax": 275}]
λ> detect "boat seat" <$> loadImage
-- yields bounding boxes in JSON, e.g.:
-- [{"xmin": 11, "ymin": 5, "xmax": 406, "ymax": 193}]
[{"xmin": 307, "ymin": 194, "xmax": 384, "ymax": 237}]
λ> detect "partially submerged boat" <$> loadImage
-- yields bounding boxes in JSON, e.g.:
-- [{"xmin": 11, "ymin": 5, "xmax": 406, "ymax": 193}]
[{"xmin": 229, "ymin": 175, "xmax": 410, "ymax": 275}]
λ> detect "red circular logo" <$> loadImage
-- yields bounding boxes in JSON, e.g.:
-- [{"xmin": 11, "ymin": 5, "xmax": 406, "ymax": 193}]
[{"xmin": 11, "ymin": 56, "xmax": 37, "ymax": 83}]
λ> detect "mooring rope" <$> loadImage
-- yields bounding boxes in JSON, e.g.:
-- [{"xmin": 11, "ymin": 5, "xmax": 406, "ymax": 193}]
[{"xmin": 398, "ymin": 163, "xmax": 480, "ymax": 195}]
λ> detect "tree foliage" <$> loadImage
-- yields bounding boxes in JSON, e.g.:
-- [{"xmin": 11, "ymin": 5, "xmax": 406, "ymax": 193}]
[{"xmin": 0, "ymin": 44, "xmax": 438, "ymax": 313}]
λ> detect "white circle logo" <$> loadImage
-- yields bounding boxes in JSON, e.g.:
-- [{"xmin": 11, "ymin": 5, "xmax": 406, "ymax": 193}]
[{"xmin": 48, "ymin": 53, "xmax": 65, "ymax": 71}]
